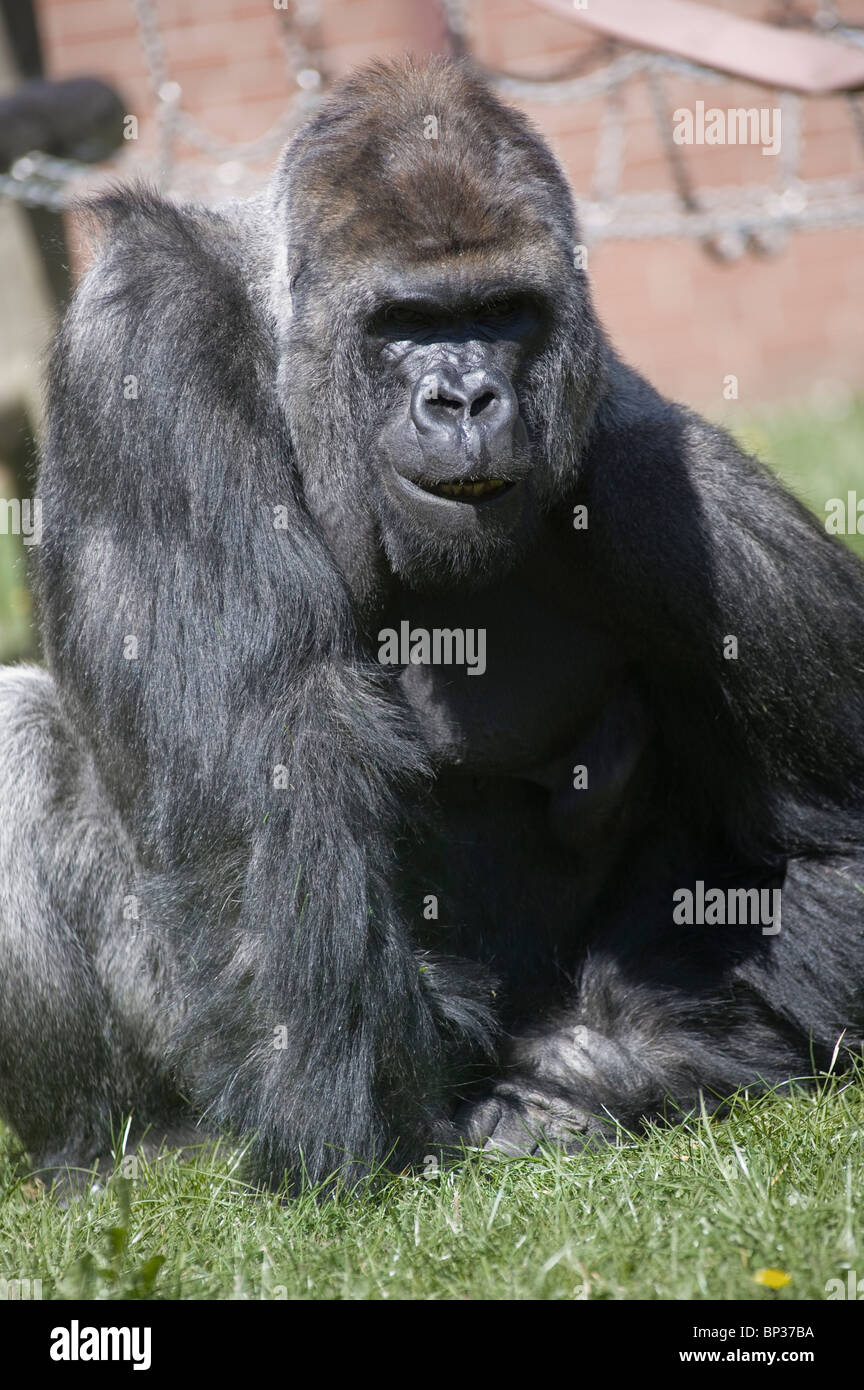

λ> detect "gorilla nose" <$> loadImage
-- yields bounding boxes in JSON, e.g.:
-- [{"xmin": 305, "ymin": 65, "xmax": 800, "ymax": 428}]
[{"xmin": 410, "ymin": 366, "xmax": 517, "ymax": 444}]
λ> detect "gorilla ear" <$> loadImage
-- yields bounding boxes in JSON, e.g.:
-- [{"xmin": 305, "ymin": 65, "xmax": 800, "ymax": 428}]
[
  {"xmin": 267, "ymin": 238, "xmax": 298, "ymax": 330},
  {"xmin": 265, "ymin": 151, "xmax": 303, "ymax": 325},
  {"xmin": 281, "ymin": 242, "xmax": 296, "ymax": 308}
]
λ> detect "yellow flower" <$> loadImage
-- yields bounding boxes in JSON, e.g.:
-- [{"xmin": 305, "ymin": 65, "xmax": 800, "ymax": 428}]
[{"xmin": 754, "ymin": 1268, "xmax": 791, "ymax": 1289}]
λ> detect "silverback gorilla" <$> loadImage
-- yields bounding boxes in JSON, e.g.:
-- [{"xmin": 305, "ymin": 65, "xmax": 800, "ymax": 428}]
[{"xmin": 2, "ymin": 57, "xmax": 864, "ymax": 1191}]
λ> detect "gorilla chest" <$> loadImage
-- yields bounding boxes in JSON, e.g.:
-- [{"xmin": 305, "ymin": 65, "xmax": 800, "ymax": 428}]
[{"xmin": 386, "ymin": 587, "xmax": 624, "ymax": 775}]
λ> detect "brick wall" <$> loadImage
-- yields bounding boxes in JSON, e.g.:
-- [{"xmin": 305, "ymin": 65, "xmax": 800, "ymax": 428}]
[{"xmin": 32, "ymin": 0, "xmax": 864, "ymax": 409}]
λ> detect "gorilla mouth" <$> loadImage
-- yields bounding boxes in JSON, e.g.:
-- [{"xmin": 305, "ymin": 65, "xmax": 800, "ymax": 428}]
[{"xmin": 415, "ymin": 478, "xmax": 514, "ymax": 502}]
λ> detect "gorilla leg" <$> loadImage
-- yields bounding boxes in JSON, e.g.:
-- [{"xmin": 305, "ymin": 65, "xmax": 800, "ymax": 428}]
[
  {"xmin": 460, "ymin": 848, "xmax": 864, "ymax": 1154},
  {"xmin": 0, "ymin": 667, "xmax": 191, "ymax": 1183}
]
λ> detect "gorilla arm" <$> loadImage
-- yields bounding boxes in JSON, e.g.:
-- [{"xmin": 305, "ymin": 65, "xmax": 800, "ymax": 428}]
[
  {"xmin": 38, "ymin": 189, "xmax": 491, "ymax": 1186},
  {"xmin": 583, "ymin": 356, "xmax": 864, "ymax": 854}
]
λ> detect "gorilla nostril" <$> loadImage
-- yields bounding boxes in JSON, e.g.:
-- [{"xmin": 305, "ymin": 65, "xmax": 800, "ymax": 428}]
[
  {"xmin": 469, "ymin": 391, "xmax": 495, "ymax": 418},
  {"xmin": 412, "ymin": 369, "xmax": 515, "ymax": 438}
]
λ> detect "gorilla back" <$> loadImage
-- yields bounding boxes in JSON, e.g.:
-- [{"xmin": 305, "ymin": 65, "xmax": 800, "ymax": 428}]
[{"xmin": 2, "ymin": 57, "xmax": 864, "ymax": 1189}]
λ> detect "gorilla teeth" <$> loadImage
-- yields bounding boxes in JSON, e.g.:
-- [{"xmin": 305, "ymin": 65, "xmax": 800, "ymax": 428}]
[{"xmin": 425, "ymin": 479, "xmax": 508, "ymax": 500}]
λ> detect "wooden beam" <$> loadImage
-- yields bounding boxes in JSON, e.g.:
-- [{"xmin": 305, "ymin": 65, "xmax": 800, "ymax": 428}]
[{"xmin": 531, "ymin": 0, "xmax": 864, "ymax": 94}]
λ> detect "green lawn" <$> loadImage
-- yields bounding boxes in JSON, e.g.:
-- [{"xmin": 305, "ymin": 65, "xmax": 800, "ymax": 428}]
[
  {"xmin": 731, "ymin": 394, "xmax": 864, "ymax": 564},
  {"xmin": 1, "ymin": 399, "xmax": 862, "ymax": 1300},
  {"xmin": 1, "ymin": 1072, "xmax": 861, "ymax": 1301},
  {"xmin": 0, "ymin": 517, "xmax": 33, "ymax": 662}
]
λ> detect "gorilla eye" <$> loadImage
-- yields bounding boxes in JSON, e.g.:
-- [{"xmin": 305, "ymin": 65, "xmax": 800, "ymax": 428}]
[
  {"xmin": 481, "ymin": 298, "xmax": 520, "ymax": 319},
  {"xmin": 367, "ymin": 294, "xmax": 542, "ymax": 341},
  {"xmin": 367, "ymin": 303, "xmax": 437, "ymax": 337},
  {"xmin": 477, "ymin": 295, "xmax": 539, "ymax": 331}
]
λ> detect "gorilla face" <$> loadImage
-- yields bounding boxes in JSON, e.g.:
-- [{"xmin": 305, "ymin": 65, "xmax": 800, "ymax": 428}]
[
  {"xmin": 367, "ymin": 278, "xmax": 548, "ymax": 562},
  {"xmin": 273, "ymin": 58, "xmax": 605, "ymax": 592}
]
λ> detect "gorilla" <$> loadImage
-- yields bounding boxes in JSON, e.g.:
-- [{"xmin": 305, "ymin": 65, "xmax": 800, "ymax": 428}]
[{"xmin": 2, "ymin": 57, "xmax": 864, "ymax": 1190}]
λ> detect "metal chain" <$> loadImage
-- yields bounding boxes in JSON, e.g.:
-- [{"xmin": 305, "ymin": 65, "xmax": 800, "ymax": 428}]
[
  {"xmin": 590, "ymin": 76, "xmax": 627, "ymax": 210},
  {"xmin": 0, "ymin": 152, "xmax": 93, "ymax": 210},
  {"xmin": 581, "ymin": 175, "xmax": 864, "ymax": 242},
  {"xmin": 2, "ymin": 0, "xmax": 863, "ymax": 260},
  {"xmin": 0, "ymin": 0, "xmax": 328, "ymax": 207},
  {"xmin": 130, "ymin": 0, "xmax": 326, "ymax": 181}
]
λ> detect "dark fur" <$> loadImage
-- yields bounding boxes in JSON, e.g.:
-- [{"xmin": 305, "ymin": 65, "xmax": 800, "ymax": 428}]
[{"xmin": 1, "ymin": 57, "xmax": 864, "ymax": 1188}]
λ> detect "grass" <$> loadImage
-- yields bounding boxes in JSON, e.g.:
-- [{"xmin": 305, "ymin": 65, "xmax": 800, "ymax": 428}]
[
  {"xmin": 1, "ymin": 1071, "xmax": 862, "ymax": 1301},
  {"xmin": 1, "ymin": 396, "xmax": 863, "ymax": 1301},
  {"xmin": 0, "ymin": 497, "xmax": 34, "ymax": 662},
  {"xmin": 730, "ymin": 392, "xmax": 864, "ymax": 564}
]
